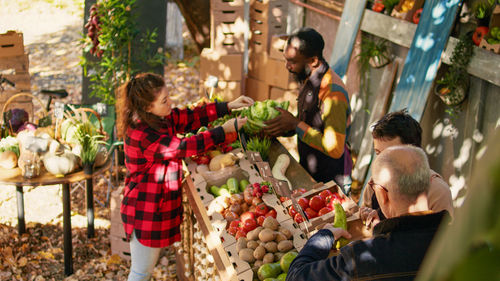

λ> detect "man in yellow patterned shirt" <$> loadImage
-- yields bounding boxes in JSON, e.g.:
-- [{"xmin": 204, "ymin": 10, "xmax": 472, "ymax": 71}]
[{"xmin": 264, "ymin": 27, "xmax": 352, "ymax": 194}]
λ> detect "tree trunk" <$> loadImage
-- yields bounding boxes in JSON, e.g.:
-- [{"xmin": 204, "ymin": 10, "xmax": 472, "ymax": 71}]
[{"xmin": 172, "ymin": 0, "xmax": 210, "ymax": 53}]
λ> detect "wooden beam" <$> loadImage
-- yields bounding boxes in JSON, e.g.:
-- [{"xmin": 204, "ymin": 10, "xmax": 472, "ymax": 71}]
[{"xmin": 360, "ymin": 9, "xmax": 500, "ymax": 87}]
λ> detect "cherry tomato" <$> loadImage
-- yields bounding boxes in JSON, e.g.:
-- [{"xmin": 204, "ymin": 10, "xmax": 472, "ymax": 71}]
[
  {"xmin": 473, "ymin": 26, "xmax": 489, "ymax": 46},
  {"xmin": 227, "ymin": 226, "xmax": 238, "ymax": 236},
  {"xmin": 255, "ymin": 204, "xmax": 269, "ymax": 216},
  {"xmin": 318, "ymin": 207, "xmax": 332, "ymax": 217},
  {"xmin": 280, "ymin": 196, "xmax": 289, "ymax": 203},
  {"xmin": 240, "ymin": 211, "xmax": 255, "ymax": 223},
  {"xmin": 289, "ymin": 206, "xmax": 298, "ymax": 218},
  {"xmin": 265, "ymin": 209, "xmax": 277, "ymax": 219},
  {"xmin": 304, "ymin": 207, "xmax": 318, "ymax": 219},
  {"xmin": 298, "ymin": 198, "xmax": 309, "ymax": 210},
  {"xmin": 294, "ymin": 213, "xmax": 305, "ymax": 223},
  {"xmin": 242, "ymin": 218, "xmax": 258, "ymax": 232},
  {"xmin": 235, "ymin": 229, "xmax": 248, "ymax": 239},
  {"xmin": 257, "ymin": 215, "xmax": 265, "ymax": 226},
  {"xmin": 309, "ymin": 195, "xmax": 325, "ymax": 212},
  {"xmin": 319, "ymin": 190, "xmax": 333, "ymax": 201},
  {"xmin": 229, "ymin": 220, "xmax": 241, "ymax": 229}
]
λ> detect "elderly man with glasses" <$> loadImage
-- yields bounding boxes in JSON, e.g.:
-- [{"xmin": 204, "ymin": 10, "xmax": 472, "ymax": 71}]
[{"xmin": 286, "ymin": 145, "xmax": 451, "ymax": 281}]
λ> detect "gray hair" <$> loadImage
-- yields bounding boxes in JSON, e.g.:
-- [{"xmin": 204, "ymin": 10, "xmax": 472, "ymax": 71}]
[{"xmin": 376, "ymin": 145, "xmax": 430, "ymax": 199}]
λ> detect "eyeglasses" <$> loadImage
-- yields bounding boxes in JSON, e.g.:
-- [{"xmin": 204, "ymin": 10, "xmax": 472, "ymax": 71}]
[{"xmin": 368, "ymin": 179, "xmax": 389, "ymax": 193}]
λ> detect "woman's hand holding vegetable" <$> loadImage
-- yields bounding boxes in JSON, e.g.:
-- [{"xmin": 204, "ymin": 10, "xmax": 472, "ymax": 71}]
[
  {"xmin": 228, "ymin": 96, "xmax": 254, "ymax": 110},
  {"xmin": 263, "ymin": 107, "xmax": 299, "ymax": 137},
  {"xmin": 222, "ymin": 117, "xmax": 248, "ymax": 133}
]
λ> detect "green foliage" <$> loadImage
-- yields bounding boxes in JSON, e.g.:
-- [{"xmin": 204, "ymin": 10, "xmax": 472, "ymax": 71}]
[
  {"xmin": 74, "ymin": 121, "xmax": 106, "ymax": 164},
  {"xmin": 472, "ymin": 0, "xmax": 496, "ymax": 20},
  {"xmin": 357, "ymin": 36, "xmax": 391, "ymax": 102},
  {"xmin": 80, "ymin": 0, "xmax": 166, "ymax": 104},
  {"xmin": 382, "ymin": 0, "xmax": 400, "ymax": 14},
  {"xmin": 437, "ymin": 32, "xmax": 474, "ymax": 94},
  {"xmin": 246, "ymin": 136, "xmax": 272, "ymax": 161}
]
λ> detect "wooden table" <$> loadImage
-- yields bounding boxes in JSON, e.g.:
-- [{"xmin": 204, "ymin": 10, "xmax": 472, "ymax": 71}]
[{"xmin": 0, "ymin": 160, "xmax": 111, "ymax": 276}]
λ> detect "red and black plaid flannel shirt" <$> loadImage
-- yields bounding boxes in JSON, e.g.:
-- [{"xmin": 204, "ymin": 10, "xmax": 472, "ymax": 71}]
[{"xmin": 121, "ymin": 102, "xmax": 235, "ymax": 247}]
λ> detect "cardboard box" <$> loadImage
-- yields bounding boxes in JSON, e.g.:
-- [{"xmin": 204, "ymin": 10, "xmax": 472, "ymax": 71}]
[
  {"xmin": 245, "ymin": 76, "xmax": 269, "ymax": 101},
  {"xmin": 269, "ymin": 35, "xmax": 288, "ymax": 60},
  {"xmin": 250, "ymin": 0, "xmax": 287, "ymax": 25},
  {"xmin": 210, "ymin": 0, "xmax": 244, "ymax": 11},
  {"xmin": 211, "ymin": 9, "xmax": 246, "ymax": 53},
  {"xmin": 201, "ymin": 79, "xmax": 242, "ymax": 101},
  {"xmin": 269, "ymin": 86, "xmax": 298, "ymax": 114},
  {"xmin": 248, "ymin": 52, "xmax": 298, "ymax": 89},
  {"xmin": 199, "ymin": 48, "xmax": 243, "ymax": 81},
  {"xmin": 0, "ymin": 31, "xmax": 24, "ymax": 58}
]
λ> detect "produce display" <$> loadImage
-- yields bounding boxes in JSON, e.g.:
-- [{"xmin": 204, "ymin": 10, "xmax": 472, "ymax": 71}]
[
  {"xmin": 236, "ymin": 216, "xmax": 298, "ymax": 280},
  {"xmin": 284, "ymin": 188, "xmax": 345, "ymax": 224}
]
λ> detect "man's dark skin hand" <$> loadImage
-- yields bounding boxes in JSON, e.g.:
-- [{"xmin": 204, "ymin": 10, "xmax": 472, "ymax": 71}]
[{"xmin": 263, "ymin": 107, "xmax": 300, "ymax": 137}]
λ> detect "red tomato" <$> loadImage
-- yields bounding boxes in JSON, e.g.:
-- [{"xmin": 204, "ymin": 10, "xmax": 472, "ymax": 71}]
[
  {"xmin": 257, "ymin": 215, "xmax": 265, "ymax": 226},
  {"xmin": 294, "ymin": 213, "xmax": 305, "ymax": 223},
  {"xmin": 227, "ymin": 226, "xmax": 238, "ymax": 236},
  {"xmin": 372, "ymin": 1, "xmax": 384, "ymax": 12},
  {"xmin": 240, "ymin": 211, "xmax": 255, "ymax": 222},
  {"xmin": 235, "ymin": 229, "xmax": 248, "ymax": 239},
  {"xmin": 412, "ymin": 8, "xmax": 423, "ymax": 24},
  {"xmin": 288, "ymin": 206, "xmax": 298, "ymax": 218},
  {"xmin": 318, "ymin": 207, "xmax": 332, "ymax": 217},
  {"xmin": 255, "ymin": 204, "xmax": 269, "ymax": 216},
  {"xmin": 229, "ymin": 220, "xmax": 241, "ymax": 229},
  {"xmin": 298, "ymin": 198, "xmax": 309, "ymax": 210},
  {"xmin": 265, "ymin": 209, "xmax": 277, "ymax": 219},
  {"xmin": 309, "ymin": 195, "xmax": 325, "ymax": 212},
  {"xmin": 242, "ymin": 219, "xmax": 258, "ymax": 232},
  {"xmin": 473, "ymin": 26, "xmax": 489, "ymax": 46},
  {"xmin": 280, "ymin": 196, "xmax": 289, "ymax": 203},
  {"xmin": 305, "ymin": 208, "xmax": 318, "ymax": 219},
  {"xmin": 319, "ymin": 190, "xmax": 333, "ymax": 201}
]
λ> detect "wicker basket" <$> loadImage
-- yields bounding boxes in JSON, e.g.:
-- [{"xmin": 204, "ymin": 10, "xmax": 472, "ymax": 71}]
[
  {"xmin": 1, "ymin": 92, "xmax": 52, "ymax": 135},
  {"xmin": 57, "ymin": 106, "xmax": 108, "ymax": 143}
]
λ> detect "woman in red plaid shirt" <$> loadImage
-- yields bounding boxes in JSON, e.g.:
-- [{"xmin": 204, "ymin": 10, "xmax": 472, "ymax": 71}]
[{"xmin": 116, "ymin": 73, "xmax": 252, "ymax": 280}]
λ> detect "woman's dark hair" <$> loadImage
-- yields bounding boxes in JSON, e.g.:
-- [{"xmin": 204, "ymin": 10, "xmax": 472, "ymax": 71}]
[
  {"xmin": 287, "ymin": 27, "xmax": 325, "ymax": 60},
  {"xmin": 371, "ymin": 109, "xmax": 422, "ymax": 147},
  {"xmin": 116, "ymin": 72, "xmax": 166, "ymax": 138}
]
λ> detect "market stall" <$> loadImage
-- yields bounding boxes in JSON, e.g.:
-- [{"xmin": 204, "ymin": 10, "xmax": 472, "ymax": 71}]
[{"xmin": 176, "ymin": 136, "xmax": 363, "ymax": 281}]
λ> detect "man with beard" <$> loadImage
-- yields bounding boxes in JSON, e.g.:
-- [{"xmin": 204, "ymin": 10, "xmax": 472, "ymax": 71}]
[{"xmin": 264, "ymin": 27, "xmax": 352, "ymax": 194}]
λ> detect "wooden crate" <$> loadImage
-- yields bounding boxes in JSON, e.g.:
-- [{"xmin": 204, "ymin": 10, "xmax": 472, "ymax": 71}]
[
  {"xmin": 0, "ymin": 31, "xmax": 24, "ymax": 58},
  {"xmin": 211, "ymin": 8, "xmax": 246, "ymax": 54},
  {"xmin": 211, "ymin": 0, "xmax": 245, "ymax": 11},
  {"xmin": 109, "ymin": 185, "xmax": 131, "ymax": 261}
]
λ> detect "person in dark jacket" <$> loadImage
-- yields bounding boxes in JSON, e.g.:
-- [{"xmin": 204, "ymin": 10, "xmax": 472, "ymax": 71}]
[{"xmin": 286, "ymin": 145, "xmax": 450, "ymax": 281}]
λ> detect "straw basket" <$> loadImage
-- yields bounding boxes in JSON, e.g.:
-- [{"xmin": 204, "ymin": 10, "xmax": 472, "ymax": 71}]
[
  {"xmin": 57, "ymin": 106, "xmax": 108, "ymax": 144},
  {"xmin": 1, "ymin": 92, "xmax": 52, "ymax": 135}
]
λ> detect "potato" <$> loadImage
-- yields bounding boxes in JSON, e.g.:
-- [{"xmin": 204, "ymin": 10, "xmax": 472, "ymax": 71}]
[
  {"xmin": 236, "ymin": 237, "xmax": 247, "ymax": 252},
  {"xmin": 253, "ymin": 245, "xmax": 266, "ymax": 260},
  {"xmin": 258, "ymin": 228, "xmax": 277, "ymax": 242},
  {"xmin": 247, "ymin": 226, "xmax": 263, "ymax": 241},
  {"xmin": 275, "ymin": 232, "xmax": 288, "ymax": 243},
  {"xmin": 253, "ymin": 260, "xmax": 263, "ymax": 272},
  {"xmin": 277, "ymin": 240, "xmax": 293, "ymax": 252},
  {"xmin": 264, "ymin": 241, "xmax": 278, "ymax": 253},
  {"xmin": 263, "ymin": 253, "xmax": 275, "ymax": 264},
  {"xmin": 262, "ymin": 217, "xmax": 279, "ymax": 231},
  {"xmin": 274, "ymin": 252, "xmax": 285, "ymax": 262},
  {"xmin": 279, "ymin": 227, "xmax": 293, "ymax": 239},
  {"xmin": 247, "ymin": 240, "xmax": 259, "ymax": 249},
  {"xmin": 239, "ymin": 248, "xmax": 255, "ymax": 263}
]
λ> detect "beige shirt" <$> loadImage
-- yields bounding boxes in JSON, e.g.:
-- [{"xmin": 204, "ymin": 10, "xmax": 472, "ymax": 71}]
[{"xmin": 361, "ymin": 170, "xmax": 454, "ymax": 218}]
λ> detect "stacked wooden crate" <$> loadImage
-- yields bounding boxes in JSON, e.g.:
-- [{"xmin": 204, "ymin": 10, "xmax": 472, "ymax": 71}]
[
  {"xmin": 246, "ymin": 0, "xmax": 297, "ymax": 113},
  {"xmin": 199, "ymin": 0, "xmax": 246, "ymax": 101},
  {"xmin": 109, "ymin": 185, "xmax": 131, "ymax": 261},
  {"xmin": 0, "ymin": 31, "xmax": 32, "ymax": 116}
]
